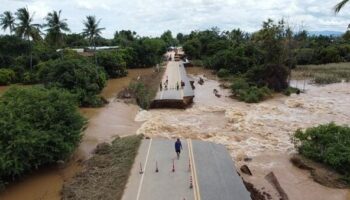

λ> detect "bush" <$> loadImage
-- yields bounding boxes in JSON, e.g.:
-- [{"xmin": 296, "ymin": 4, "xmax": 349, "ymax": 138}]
[
  {"xmin": 0, "ymin": 87, "xmax": 85, "ymax": 187},
  {"xmin": 217, "ymin": 68, "xmax": 230, "ymax": 78},
  {"xmin": 0, "ymin": 68, "xmax": 16, "ymax": 85},
  {"xmin": 22, "ymin": 71, "xmax": 39, "ymax": 85},
  {"xmin": 96, "ymin": 51, "xmax": 128, "ymax": 78},
  {"xmin": 283, "ymin": 87, "xmax": 300, "ymax": 96},
  {"xmin": 129, "ymin": 82, "xmax": 153, "ymax": 109},
  {"xmin": 230, "ymin": 78, "xmax": 271, "ymax": 103},
  {"xmin": 293, "ymin": 123, "xmax": 350, "ymax": 181},
  {"xmin": 230, "ymin": 77, "xmax": 250, "ymax": 95},
  {"xmin": 38, "ymin": 58, "xmax": 107, "ymax": 107},
  {"xmin": 238, "ymin": 86, "xmax": 271, "ymax": 103}
]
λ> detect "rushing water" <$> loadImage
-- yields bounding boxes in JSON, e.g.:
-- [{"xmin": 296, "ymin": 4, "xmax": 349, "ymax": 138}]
[
  {"xmin": 0, "ymin": 68, "xmax": 152, "ymax": 200},
  {"xmin": 1, "ymin": 67, "xmax": 349, "ymax": 200},
  {"xmin": 136, "ymin": 67, "xmax": 350, "ymax": 200}
]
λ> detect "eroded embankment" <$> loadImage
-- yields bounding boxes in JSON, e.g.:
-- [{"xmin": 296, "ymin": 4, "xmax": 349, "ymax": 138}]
[{"xmin": 135, "ymin": 68, "xmax": 350, "ymax": 200}]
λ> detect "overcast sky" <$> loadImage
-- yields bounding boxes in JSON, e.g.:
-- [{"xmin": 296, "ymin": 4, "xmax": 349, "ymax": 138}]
[{"xmin": 1, "ymin": 0, "xmax": 349, "ymax": 38}]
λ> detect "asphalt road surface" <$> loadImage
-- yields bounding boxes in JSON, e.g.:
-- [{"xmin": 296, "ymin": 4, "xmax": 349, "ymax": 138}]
[
  {"xmin": 155, "ymin": 53, "xmax": 194, "ymax": 101},
  {"xmin": 122, "ymin": 139, "xmax": 251, "ymax": 200}
]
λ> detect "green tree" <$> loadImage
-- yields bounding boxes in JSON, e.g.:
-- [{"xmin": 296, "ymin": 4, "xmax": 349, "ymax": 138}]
[
  {"xmin": 64, "ymin": 33, "xmax": 88, "ymax": 47},
  {"xmin": 15, "ymin": 7, "xmax": 41, "ymax": 70},
  {"xmin": 114, "ymin": 30, "xmax": 137, "ymax": 47},
  {"xmin": 0, "ymin": 68, "xmax": 16, "ymax": 85},
  {"xmin": 96, "ymin": 51, "xmax": 127, "ymax": 78},
  {"xmin": 334, "ymin": 0, "xmax": 349, "ymax": 13},
  {"xmin": 82, "ymin": 16, "xmax": 105, "ymax": 49},
  {"xmin": 0, "ymin": 11, "xmax": 16, "ymax": 35},
  {"xmin": 293, "ymin": 123, "xmax": 350, "ymax": 181},
  {"xmin": 176, "ymin": 33, "xmax": 184, "ymax": 44},
  {"xmin": 160, "ymin": 30, "xmax": 176, "ymax": 47},
  {"xmin": 183, "ymin": 38, "xmax": 201, "ymax": 59},
  {"xmin": 82, "ymin": 15, "xmax": 105, "ymax": 65},
  {"xmin": 0, "ymin": 86, "xmax": 85, "ymax": 188},
  {"xmin": 38, "ymin": 58, "xmax": 107, "ymax": 107},
  {"xmin": 44, "ymin": 10, "xmax": 70, "ymax": 47}
]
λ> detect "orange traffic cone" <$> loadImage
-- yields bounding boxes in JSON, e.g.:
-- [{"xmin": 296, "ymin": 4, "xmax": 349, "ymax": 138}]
[
  {"xmin": 139, "ymin": 162, "xmax": 143, "ymax": 174},
  {"xmin": 189, "ymin": 175, "xmax": 193, "ymax": 189},
  {"xmin": 172, "ymin": 159, "xmax": 175, "ymax": 172},
  {"xmin": 155, "ymin": 161, "xmax": 159, "ymax": 173}
]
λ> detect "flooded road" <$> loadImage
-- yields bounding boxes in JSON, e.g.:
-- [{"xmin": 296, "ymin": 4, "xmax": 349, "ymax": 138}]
[
  {"xmin": 136, "ymin": 67, "xmax": 350, "ymax": 200},
  {"xmin": 0, "ymin": 68, "xmax": 152, "ymax": 200},
  {"xmin": 1, "ymin": 67, "xmax": 349, "ymax": 200}
]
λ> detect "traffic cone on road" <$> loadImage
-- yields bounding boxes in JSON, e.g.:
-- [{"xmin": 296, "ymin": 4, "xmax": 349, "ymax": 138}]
[
  {"xmin": 155, "ymin": 161, "xmax": 159, "ymax": 173},
  {"xmin": 139, "ymin": 162, "xmax": 143, "ymax": 174},
  {"xmin": 189, "ymin": 175, "xmax": 193, "ymax": 189},
  {"xmin": 172, "ymin": 159, "xmax": 175, "ymax": 172}
]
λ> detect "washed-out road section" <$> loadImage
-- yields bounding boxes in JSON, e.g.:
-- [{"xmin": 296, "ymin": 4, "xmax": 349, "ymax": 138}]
[{"xmin": 122, "ymin": 139, "xmax": 251, "ymax": 200}]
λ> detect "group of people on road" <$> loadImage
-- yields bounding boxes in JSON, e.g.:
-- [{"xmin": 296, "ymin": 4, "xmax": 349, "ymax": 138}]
[{"xmin": 159, "ymin": 75, "xmax": 185, "ymax": 91}]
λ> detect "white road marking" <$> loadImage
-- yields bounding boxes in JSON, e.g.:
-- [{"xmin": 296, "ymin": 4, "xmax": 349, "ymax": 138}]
[{"xmin": 136, "ymin": 139, "xmax": 153, "ymax": 200}]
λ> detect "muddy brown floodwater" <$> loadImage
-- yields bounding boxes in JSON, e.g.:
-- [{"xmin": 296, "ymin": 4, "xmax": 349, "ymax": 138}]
[
  {"xmin": 1, "ymin": 67, "xmax": 349, "ymax": 200},
  {"xmin": 0, "ymin": 68, "xmax": 153, "ymax": 200},
  {"xmin": 136, "ymin": 67, "xmax": 350, "ymax": 200}
]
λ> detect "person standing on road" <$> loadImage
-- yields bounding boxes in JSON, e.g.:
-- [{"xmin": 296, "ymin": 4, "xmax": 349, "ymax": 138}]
[{"xmin": 175, "ymin": 138, "xmax": 183, "ymax": 159}]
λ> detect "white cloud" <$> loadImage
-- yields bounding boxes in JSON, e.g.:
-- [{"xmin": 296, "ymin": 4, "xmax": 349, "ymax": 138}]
[{"xmin": 1, "ymin": 0, "xmax": 349, "ymax": 38}]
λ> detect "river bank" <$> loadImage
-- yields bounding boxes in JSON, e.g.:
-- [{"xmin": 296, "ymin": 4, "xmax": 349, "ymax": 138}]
[
  {"xmin": 0, "ymin": 68, "xmax": 153, "ymax": 200},
  {"xmin": 1, "ymin": 66, "xmax": 349, "ymax": 200}
]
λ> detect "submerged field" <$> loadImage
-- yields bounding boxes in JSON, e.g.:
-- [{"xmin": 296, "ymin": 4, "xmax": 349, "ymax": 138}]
[{"xmin": 292, "ymin": 63, "xmax": 350, "ymax": 84}]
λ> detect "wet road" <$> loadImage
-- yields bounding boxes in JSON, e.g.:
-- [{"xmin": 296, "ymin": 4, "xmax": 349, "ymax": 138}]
[{"xmin": 122, "ymin": 139, "xmax": 250, "ymax": 200}]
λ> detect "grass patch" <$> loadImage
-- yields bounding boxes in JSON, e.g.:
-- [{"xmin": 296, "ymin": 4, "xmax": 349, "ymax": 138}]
[
  {"xmin": 292, "ymin": 63, "xmax": 350, "ymax": 84},
  {"xmin": 61, "ymin": 135, "xmax": 143, "ymax": 200},
  {"xmin": 128, "ymin": 66, "xmax": 164, "ymax": 109},
  {"xmin": 292, "ymin": 123, "xmax": 350, "ymax": 184}
]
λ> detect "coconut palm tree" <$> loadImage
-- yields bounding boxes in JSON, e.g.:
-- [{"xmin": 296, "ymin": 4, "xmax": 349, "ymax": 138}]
[
  {"xmin": 82, "ymin": 15, "xmax": 105, "ymax": 64},
  {"xmin": 44, "ymin": 10, "xmax": 70, "ymax": 47},
  {"xmin": 0, "ymin": 11, "xmax": 16, "ymax": 35},
  {"xmin": 15, "ymin": 7, "xmax": 41, "ymax": 70},
  {"xmin": 334, "ymin": 0, "xmax": 349, "ymax": 13}
]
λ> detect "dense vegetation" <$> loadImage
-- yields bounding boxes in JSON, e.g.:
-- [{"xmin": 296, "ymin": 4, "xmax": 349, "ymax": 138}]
[
  {"xmin": 0, "ymin": 87, "xmax": 85, "ymax": 190},
  {"xmin": 62, "ymin": 135, "xmax": 143, "ymax": 200},
  {"xmin": 0, "ymin": 7, "xmax": 167, "ymax": 106},
  {"xmin": 181, "ymin": 20, "xmax": 292, "ymax": 102},
  {"xmin": 293, "ymin": 123, "xmax": 350, "ymax": 183},
  {"xmin": 38, "ymin": 58, "xmax": 107, "ymax": 107},
  {"xmin": 179, "ymin": 19, "xmax": 350, "ymax": 102}
]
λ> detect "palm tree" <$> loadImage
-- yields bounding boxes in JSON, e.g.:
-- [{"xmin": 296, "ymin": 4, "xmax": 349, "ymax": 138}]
[
  {"xmin": 82, "ymin": 15, "xmax": 105, "ymax": 65},
  {"xmin": 44, "ymin": 10, "xmax": 70, "ymax": 47},
  {"xmin": 334, "ymin": 0, "xmax": 349, "ymax": 13},
  {"xmin": 0, "ymin": 11, "xmax": 16, "ymax": 35},
  {"xmin": 15, "ymin": 7, "xmax": 41, "ymax": 70}
]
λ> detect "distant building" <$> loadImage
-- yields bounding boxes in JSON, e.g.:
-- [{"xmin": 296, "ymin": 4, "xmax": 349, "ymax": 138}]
[{"xmin": 56, "ymin": 46, "xmax": 119, "ymax": 56}]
